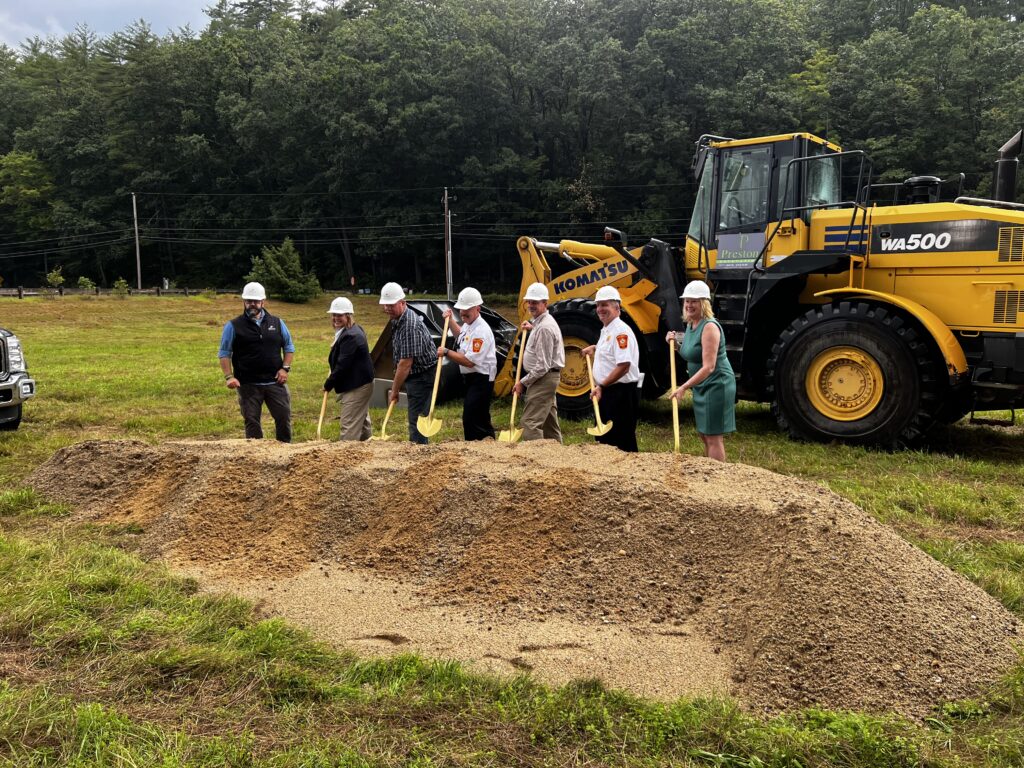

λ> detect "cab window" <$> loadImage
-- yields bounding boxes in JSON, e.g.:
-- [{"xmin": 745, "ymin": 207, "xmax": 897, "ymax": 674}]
[
  {"xmin": 718, "ymin": 146, "xmax": 772, "ymax": 231},
  {"xmin": 805, "ymin": 148, "xmax": 842, "ymax": 209}
]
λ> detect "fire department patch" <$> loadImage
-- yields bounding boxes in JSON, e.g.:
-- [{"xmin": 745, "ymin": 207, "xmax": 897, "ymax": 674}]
[
  {"xmin": 616, "ymin": 334, "xmax": 628, "ymax": 349},
  {"xmin": 472, "ymin": 338, "xmax": 483, "ymax": 353}
]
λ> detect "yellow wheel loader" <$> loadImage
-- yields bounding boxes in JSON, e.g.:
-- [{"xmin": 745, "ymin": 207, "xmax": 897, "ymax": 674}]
[{"xmin": 494, "ymin": 129, "xmax": 1024, "ymax": 446}]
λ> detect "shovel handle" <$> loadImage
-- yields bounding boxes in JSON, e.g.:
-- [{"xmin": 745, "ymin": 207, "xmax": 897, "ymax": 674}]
[
  {"xmin": 316, "ymin": 390, "xmax": 329, "ymax": 440},
  {"xmin": 584, "ymin": 354, "xmax": 606, "ymax": 428},
  {"xmin": 379, "ymin": 400, "xmax": 396, "ymax": 438},
  {"xmin": 425, "ymin": 314, "xmax": 451, "ymax": 419},
  {"xmin": 669, "ymin": 337, "xmax": 680, "ymax": 453},
  {"xmin": 508, "ymin": 329, "xmax": 528, "ymax": 433}
]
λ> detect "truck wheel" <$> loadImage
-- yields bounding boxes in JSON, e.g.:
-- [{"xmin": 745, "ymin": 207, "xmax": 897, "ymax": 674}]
[
  {"xmin": 767, "ymin": 302, "xmax": 943, "ymax": 447},
  {"xmin": 549, "ymin": 299, "xmax": 602, "ymax": 420},
  {"xmin": 0, "ymin": 405, "xmax": 22, "ymax": 431}
]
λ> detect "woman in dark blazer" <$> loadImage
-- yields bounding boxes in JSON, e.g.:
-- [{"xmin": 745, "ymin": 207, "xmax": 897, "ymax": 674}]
[{"xmin": 324, "ymin": 297, "xmax": 375, "ymax": 440}]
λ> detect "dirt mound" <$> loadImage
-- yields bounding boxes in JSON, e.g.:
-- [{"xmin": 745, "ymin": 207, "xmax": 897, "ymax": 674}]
[{"xmin": 30, "ymin": 439, "xmax": 1021, "ymax": 716}]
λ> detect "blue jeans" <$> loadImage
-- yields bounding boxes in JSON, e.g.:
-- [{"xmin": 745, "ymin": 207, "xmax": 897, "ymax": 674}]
[{"xmin": 405, "ymin": 371, "xmax": 432, "ymax": 444}]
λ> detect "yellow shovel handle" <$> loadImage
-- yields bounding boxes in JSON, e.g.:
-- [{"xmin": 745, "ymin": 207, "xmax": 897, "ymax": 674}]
[
  {"xmin": 584, "ymin": 354, "xmax": 605, "ymax": 428},
  {"xmin": 670, "ymin": 337, "xmax": 680, "ymax": 453},
  {"xmin": 508, "ymin": 329, "xmax": 528, "ymax": 433},
  {"xmin": 379, "ymin": 400, "xmax": 395, "ymax": 438},
  {"xmin": 316, "ymin": 390, "xmax": 329, "ymax": 440},
  {"xmin": 425, "ymin": 313, "xmax": 451, "ymax": 419}
]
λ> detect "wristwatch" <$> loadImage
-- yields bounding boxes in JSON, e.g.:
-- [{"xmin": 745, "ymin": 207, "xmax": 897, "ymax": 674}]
[{"xmin": 282, "ymin": 365, "xmax": 291, "ymax": 372}]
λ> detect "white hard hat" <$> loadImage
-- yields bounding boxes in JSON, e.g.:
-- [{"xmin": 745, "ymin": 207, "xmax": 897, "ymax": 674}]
[
  {"xmin": 454, "ymin": 286, "xmax": 484, "ymax": 310},
  {"xmin": 681, "ymin": 281, "xmax": 711, "ymax": 300},
  {"xmin": 594, "ymin": 285, "xmax": 621, "ymax": 302},
  {"xmin": 241, "ymin": 282, "xmax": 266, "ymax": 300},
  {"xmin": 379, "ymin": 281, "xmax": 406, "ymax": 304},
  {"xmin": 327, "ymin": 297, "xmax": 354, "ymax": 315},
  {"xmin": 524, "ymin": 282, "xmax": 549, "ymax": 301}
]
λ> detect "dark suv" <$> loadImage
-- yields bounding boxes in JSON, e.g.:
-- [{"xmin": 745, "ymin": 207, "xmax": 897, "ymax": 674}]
[{"xmin": 0, "ymin": 329, "xmax": 35, "ymax": 430}]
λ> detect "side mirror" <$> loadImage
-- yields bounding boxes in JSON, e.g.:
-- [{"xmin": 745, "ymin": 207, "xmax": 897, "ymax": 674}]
[
  {"xmin": 604, "ymin": 227, "xmax": 627, "ymax": 247},
  {"xmin": 692, "ymin": 147, "xmax": 708, "ymax": 179}
]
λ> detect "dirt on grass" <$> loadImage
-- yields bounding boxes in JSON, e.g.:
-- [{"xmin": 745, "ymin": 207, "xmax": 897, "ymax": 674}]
[{"xmin": 30, "ymin": 438, "xmax": 1022, "ymax": 717}]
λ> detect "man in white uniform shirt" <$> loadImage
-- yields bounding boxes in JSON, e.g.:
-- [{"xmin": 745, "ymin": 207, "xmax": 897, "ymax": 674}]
[
  {"xmin": 441, "ymin": 287, "xmax": 497, "ymax": 440},
  {"xmin": 582, "ymin": 285, "xmax": 640, "ymax": 451}
]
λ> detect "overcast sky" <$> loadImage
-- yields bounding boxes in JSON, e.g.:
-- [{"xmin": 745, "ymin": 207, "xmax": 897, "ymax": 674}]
[{"xmin": 0, "ymin": 1, "xmax": 212, "ymax": 49}]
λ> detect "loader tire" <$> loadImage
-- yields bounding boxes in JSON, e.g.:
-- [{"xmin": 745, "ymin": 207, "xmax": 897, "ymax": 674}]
[
  {"xmin": 766, "ymin": 301, "xmax": 944, "ymax": 448},
  {"xmin": 549, "ymin": 300, "xmax": 602, "ymax": 420}
]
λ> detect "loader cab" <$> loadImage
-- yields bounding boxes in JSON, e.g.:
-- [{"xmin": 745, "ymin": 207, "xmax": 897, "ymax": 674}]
[{"xmin": 688, "ymin": 133, "xmax": 843, "ymax": 268}]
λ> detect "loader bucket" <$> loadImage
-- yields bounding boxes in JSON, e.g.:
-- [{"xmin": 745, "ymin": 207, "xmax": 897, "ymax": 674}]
[{"xmin": 370, "ymin": 300, "xmax": 517, "ymax": 404}]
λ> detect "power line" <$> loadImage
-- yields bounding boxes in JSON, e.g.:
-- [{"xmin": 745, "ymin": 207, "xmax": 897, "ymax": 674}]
[
  {"xmin": 140, "ymin": 223, "xmax": 446, "ymax": 233},
  {"xmin": 0, "ymin": 237, "xmax": 135, "ymax": 260},
  {"xmin": 132, "ymin": 180, "xmax": 697, "ymax": 197},
  {"xmin": 142, "ymin": 233, "xmax": 444, "ymax": 245},
  {"xmin": 0, "ymin": 228, "xmax": 133, "ymax": 245}
]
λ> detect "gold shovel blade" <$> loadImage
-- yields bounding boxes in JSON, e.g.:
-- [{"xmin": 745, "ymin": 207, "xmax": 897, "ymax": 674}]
[
  {"xmin": 497, "ymin": 427, "xmax": 522, "ymax": 443},
  {"xmin": 587, "ymin": 420, "xmax": 613, "ymax": 437},
  {"xmin": 416, "ymin": 415, "xmax": 443, "ymax": 437}
]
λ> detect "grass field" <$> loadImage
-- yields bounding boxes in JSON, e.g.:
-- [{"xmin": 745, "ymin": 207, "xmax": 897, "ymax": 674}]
[{"xmin": 0, "ymin": 293, "xmax": 1022, "ymax": 766}]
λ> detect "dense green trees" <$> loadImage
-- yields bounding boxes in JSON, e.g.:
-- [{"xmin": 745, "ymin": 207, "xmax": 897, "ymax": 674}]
[{"xmin": 0, "ymin": 0, "xmax": 1020, "ymax": 290}]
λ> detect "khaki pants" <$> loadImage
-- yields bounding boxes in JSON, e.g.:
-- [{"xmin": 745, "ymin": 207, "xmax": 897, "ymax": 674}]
[
  {"xmin": 336, "ymin": 381, "xmax": 373, "ymax": 441},
  {"xmin": 521, "ymin": 370, "xmax": 561, "ymax": 442}
]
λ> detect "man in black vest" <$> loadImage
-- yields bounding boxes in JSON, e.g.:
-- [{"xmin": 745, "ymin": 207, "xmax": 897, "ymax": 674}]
[{"xmin": 218, "ymin": 282, "xmax": 295, "ymax": 442}]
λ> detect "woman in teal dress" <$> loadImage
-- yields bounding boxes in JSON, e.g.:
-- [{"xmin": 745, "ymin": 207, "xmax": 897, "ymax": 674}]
[{"xmin": 666, "ymin": 280, "xmax": 736, "ymax": 461}]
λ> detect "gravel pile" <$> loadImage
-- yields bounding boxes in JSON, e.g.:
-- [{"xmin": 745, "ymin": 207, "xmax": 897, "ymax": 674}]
[{"xmin": 31, "ymin": 438, "xmax": 1021, "ymax": 716}]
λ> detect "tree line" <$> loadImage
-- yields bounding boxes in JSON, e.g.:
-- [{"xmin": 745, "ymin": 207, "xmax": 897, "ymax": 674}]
[{"xmin": 0, "ymin": 0, "xmax": 1021, "ymax": 292}]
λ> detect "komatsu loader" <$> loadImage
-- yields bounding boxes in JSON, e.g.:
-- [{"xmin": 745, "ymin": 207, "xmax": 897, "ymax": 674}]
[{"xmin": 494, "ymin": 130, "xmax": 1024, "ymax": 446}]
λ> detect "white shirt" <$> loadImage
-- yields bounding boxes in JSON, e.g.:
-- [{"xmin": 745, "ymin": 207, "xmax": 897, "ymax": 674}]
[
  {"xmin": 456, "ymin": 315, "xmax": 497, "ymax": 381},
  {"xmin": 593, "ymin": 315, "xmax": 640, "ymax": 385}
]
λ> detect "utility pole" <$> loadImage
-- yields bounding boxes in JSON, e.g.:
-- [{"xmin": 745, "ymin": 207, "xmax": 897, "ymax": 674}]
[
  {"xmin": 131, "ymin": 192, "xmax": 142, "ymax": 290},
  {"xmin": 442, "ymin": 187, "xmax": 455, "ymax": 300}
]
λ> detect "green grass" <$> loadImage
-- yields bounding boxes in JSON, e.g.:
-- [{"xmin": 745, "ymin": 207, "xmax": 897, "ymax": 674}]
[
  {"xmin": 0, "ymin": 521, "xmax": 999, "ymax": 767},
  {"xmin": 0, "ymin": 293, "xmax": 1023, "ymax": 765}
]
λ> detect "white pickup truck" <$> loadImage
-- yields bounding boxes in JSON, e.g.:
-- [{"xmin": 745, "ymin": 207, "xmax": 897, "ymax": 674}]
[{"xmin": 0, "ymin": 329, "xmax": 35, "ymax": 430}]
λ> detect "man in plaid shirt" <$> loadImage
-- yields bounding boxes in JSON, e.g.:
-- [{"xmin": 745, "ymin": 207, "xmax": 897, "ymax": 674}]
[{"xmin": 380, "ymin": 282, "xmax": 438, "ymax": 443}]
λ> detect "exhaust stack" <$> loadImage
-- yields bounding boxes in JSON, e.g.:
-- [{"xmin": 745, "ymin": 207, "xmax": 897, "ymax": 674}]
[{"xmin": 992, "ymin": 129, "xmax": 1023, "ymax": 202}]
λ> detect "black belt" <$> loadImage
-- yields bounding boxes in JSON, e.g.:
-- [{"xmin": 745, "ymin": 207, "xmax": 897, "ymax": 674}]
[{"xmin": 548, "ymin": 368, "xmax": 562, "ymax": 374}]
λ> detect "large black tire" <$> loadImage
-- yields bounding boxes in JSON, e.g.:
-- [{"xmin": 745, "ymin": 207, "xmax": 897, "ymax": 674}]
[
  {"xmin": 0, "ymin": 404, "xmax": 22, "ymax": 431},
  {"xmin": 766, "ymin": 302, "xmax": 944, "ymax": 448},
  {"xmin": 548, "ymin": 299, "xmax": 602, "ymax": 420}
]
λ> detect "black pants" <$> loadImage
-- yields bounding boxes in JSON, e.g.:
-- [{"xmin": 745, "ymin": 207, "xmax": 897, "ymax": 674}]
[
  {"xmin": 237, "ymin": 382, "xmax": 292, "ymax": 442},
  {"xmin": 595, "ymin": 382, "xmax": 639, "ymax": 452},
  {"xmin": 463, "ymin": 372, "xmax": 495, "ymax": 440}
]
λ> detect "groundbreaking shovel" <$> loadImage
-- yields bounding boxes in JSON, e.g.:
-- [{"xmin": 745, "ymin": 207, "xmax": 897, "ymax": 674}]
[
  {"xmin": 416, "ymin": 313, "xmax": 451, "ymax": 438},
  {"xmin": 584, "ymin": 355, "xmax": 613, "ymax": 437},
  {"xmin": 371, "ymin": 400, "xmax": 396, "ymax": 441},
  {"xmin": 316, "ymin": 390, "xmax": 329, "ymax": 441},
  {"xmin": 669, "ymin": 336, "xmax": 680, "ymax": 453},
  {"xmin": 497, "ymin": 329, "xmax": 528, "ymax": 443}
]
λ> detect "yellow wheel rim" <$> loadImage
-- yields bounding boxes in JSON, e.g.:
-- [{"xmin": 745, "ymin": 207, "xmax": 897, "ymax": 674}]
[
  {"xmin": 805, "ymin": 345, "xmax": 884, "ymax": 422},
  {"xmin": 558, "ymin": 336, "xmax": 593, "ymax": 398}
]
